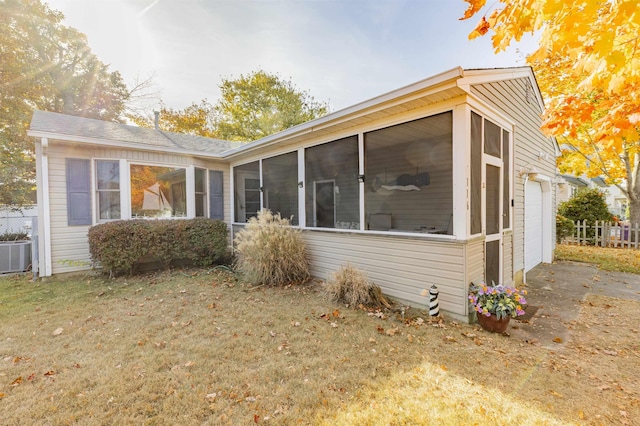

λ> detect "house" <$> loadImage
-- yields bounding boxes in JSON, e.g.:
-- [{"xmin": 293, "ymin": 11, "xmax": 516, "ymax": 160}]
[
  {"xmin": 557, "ymin": 174, "xmax": 628, "ymax": 219},
  {"xmin": 29, "ymin": 66, "xmax": 557, "ymax": 321}
]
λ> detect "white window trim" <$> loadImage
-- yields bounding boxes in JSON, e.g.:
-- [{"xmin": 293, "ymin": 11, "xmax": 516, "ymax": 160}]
[
  {"xmin": 231, "ymin": 110, "xmax": 458, "ymax": 240},
  {"xmin": 93, "ymin": 159, "xmax": 205, "ymax": 221}
]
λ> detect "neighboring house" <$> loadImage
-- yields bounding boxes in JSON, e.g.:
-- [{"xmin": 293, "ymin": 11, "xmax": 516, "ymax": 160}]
[
  {"xmin": 557, "ymin": 174, "xmax": 629, "ymax": 219},
  {"xmin": 29, "ymin": 66, "xmax": 557, "ymax": 321}
]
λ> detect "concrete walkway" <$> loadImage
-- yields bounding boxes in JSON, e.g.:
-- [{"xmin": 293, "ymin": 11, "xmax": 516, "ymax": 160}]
[{"xmin": 508, "ymin": 261, "xmax": 640, "ymax": 348}]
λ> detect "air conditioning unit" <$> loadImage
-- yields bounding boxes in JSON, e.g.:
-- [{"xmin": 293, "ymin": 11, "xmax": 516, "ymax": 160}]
[{"xmin": 0, "ymin": 241, "xmax": 32, "ymax": 274}]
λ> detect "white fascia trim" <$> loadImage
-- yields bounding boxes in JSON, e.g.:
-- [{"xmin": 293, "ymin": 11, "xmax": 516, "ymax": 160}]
[
  {"xmin": 222, "ymin": 67, "xmax": 465, "ymax": 159},
  {"xmin": 26, "ymin": 130, "xmax": 225, "ymax": 160},
  {"xmin": 466, "ymin": 95, "xmax": 515, "ymax": 130}
]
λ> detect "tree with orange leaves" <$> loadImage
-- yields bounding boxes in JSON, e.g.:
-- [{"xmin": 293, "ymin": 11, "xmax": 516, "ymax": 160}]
[{"xmin": 461, "ymin": 0, "xmax": 640, "ymax": 223}]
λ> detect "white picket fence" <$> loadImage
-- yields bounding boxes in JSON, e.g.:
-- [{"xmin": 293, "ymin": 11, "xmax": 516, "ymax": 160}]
[{"xmin": 568, "ymin": 220, "xmax": 640, "ymax": 249}]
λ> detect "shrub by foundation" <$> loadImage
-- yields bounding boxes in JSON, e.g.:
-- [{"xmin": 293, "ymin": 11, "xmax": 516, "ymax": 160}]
[
  {"xmin": 234, "ymin": 210, "xmax": 310, "ymax": 286},
  {"xmin": 323, "ymin": 263, "xmax": 391, "ymax": 309},
  {"xmin": 88, "ymin": 218, "xmax": 228, "ymax": 276}
]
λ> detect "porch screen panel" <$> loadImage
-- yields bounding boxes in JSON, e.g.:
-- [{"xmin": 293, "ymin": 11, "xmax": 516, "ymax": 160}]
[
  {"xmin": 305, "ymin": 136, "xmax": 359, "ymax": 229},
  {"xmin": 470, "ymin": 112, "xmax": 482, "ymax": 235},
  {"xmin": 364, "ymin": 111, "xmax": 453, "ymax": 234},
  {"xmin": 502, "ymin": 129, "xmax": 511, "ymax": 229},
  {"xmin": 233, "ymin": 161, "xmax": 260, "ymax": 223},
  {"xmin": 263, "ymin": 152, "xmax": 299, "ymax": 225},
  {"xmin": 485, "ymin": 240, "xmax": 500, "ymax": 285},
  {"xmin": 486, "ymin": 164, "xmax": 500, "ymax": 235},
  {"xmin": 484, "ymin": 119, "xmax": 501, "ymax": 158}
]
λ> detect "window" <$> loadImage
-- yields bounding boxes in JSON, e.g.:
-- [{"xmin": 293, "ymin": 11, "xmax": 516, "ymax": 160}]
[
  {"xmin": 130, "ymin": 164, "xmax": 186, "ymax": 218},
  {"xmin": 263, "ymin": 152, "xmax": 299, "ymax": 225},
  {"xmin": 96, "ymin": 160, "xmax": 120, "ymax": 220},
  {"xmin": 364, "ymin": 112, "xmax": 453, "ymax": 234},
  {"xmin": 234, "ymin": 161, "xmax": 260, "ymax": 223},
  {"xmin": 195, "ymin": 168, "xmax": 207, "ymax": 217},
  {"xmin": 305, "ymin": 136, "xmax": 359, "ymax": 229}
]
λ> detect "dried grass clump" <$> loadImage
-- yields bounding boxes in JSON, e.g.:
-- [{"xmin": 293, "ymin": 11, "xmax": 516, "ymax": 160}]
[
  {"xmin": 234, "ymin": 209, "xmax": 310, "ymax": 286},
  {"xmin": 324, "ymin": 263, "xmax": 392, "ymax": 309}
]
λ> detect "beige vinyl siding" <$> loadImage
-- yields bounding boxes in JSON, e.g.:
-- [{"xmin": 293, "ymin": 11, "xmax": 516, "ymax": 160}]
[
  {"xmin": 302, "ymin": 231, "xmax": 467, "ymax": 316},
  {"xmin": 464, "ymin": 238, "xmax": 484, "ymax": 284},
  {"xmin": 470, "ymin": 78, "xmax": 556, "ymax": 278},
  {"xmin": 46, "ymin": 142, "xmax": 231, "ymax": 274}
]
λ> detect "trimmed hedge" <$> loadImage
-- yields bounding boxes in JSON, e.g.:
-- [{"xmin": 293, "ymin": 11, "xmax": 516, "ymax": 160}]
[{"xmin": 88, "ymin": 218, "xmax": 228, "ymax": 276}]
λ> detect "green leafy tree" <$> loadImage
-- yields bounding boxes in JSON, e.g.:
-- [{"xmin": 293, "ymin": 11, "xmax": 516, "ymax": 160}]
[
  {"xmin": 558, "ymin": 188, "xmax": 613, "ymax": 243},
  {"xmin": 0, "ymin": 0, "xmax": 130, "ymax": 205},
  {"xmin": 215, "ymin": 70, "xmax": 329, "ymax": 142}
]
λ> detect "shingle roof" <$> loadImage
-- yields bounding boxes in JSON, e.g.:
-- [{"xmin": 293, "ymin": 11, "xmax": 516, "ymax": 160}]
[
  {"xmin": 560, "ymin": 174, "xmax": 589, "ymax": 187},
  {"xmin": 29, "ymin": 110, "xmax": 242, "ymax": 155}
]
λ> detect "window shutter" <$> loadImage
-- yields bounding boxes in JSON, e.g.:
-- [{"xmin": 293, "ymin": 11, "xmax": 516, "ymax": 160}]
[
  {"xmin": 209, "ymin": 170, "xmax": 224, "ymax": 220},
  {"xmin": 66, "ymin": 158, "xmax": 92, "ymax": 226}
]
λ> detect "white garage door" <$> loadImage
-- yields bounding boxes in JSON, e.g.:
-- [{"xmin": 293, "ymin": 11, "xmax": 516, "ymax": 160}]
[{"xmin": 525, "ymin": 180, "xmax": 543, "ymax": 272}]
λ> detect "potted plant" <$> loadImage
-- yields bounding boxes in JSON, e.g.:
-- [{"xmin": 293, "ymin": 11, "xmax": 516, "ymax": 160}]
[{"xmin": 468, "ymin": 282, "xmax": 527, "ymax": 333}]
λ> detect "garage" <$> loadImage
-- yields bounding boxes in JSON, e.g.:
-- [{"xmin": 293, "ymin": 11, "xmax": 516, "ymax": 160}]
[{"xmin": 525, "ymin": 179, "xmax": 543, "ymax": 272}]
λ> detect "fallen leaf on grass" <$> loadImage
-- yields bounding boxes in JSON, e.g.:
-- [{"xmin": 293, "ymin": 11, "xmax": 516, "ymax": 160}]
[
  {"xmin": 598, "ymin": 385, "xmax": 611, "ymax": 391},
  {"xmin": 407, "ymin": 334, "xmax": 413, "ymax": 343},
  {"xmin": 184, "ymin": 361, "xmax": 195, "ymax": 368},
  {"xmin": 553, "ymin": 337, "xmax": 563, "ymax": 344},
  {"xmin": 330, "ymin": 322, "xmax": 338, "ymax": 328},
  {"xmin": 603, "ymin": 350, "xmax": 618, "ymax": 356},
  {"xmin": 205, "ymin": 392, "xmax": 217, "ymax": 401},
  {"xmin": 44, "ymin": 371, "xmax": 55, "ymax": 376},
  {"xmin": 11, "ymin": 377, "xmax": 22, "ymax": 386},
  {"xmin": 0, "ymin": 393, "xmax": 5, "ymax": 399},
  {"xmin": 332, "ymin": 309, "xmax": 340, "ymax": 317},
  {"xmin": 385, "ymin": 327, "xmax": 399, "ymax": 336},
  {"xmin": 269, "ymin": 331, "xmax": 276, "ymax": 337},
  {"xmin": 52, "ymin": 327, "xmax": 64, "ymax": 336},
  {"xmin": 376, "ymin": 326, "xmax": 385, "ymax": 334},
  {"xmin": 549, "ymin": 390, "xmax": 563, "ymax": 398}
]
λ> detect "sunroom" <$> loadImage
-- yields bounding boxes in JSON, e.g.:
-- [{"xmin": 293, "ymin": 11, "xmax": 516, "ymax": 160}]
[{"xmin": 229, "ymin": 104, "xmax": 527, "ymax": 321}]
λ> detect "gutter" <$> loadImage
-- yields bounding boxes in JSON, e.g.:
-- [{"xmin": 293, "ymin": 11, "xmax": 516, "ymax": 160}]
[{"xmin": 27, "ymin": 130, "xmax": 229, "ymax": 160}]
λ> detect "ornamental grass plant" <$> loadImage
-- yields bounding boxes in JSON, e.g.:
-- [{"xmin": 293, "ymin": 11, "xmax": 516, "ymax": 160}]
[
  {"xmin": 468, "ymin": 282, "xmax": 527, "ymax": 320},
  {"xmin": 234, "ymin": 209, "xmax": 310, "ymax": 286},
  {"xmin": 323, "ymin": 263, "xmax": 392, "ymax": 309}
]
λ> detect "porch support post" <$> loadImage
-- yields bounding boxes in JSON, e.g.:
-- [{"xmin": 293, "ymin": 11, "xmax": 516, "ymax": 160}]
[{"xmin": 452, "ymin": 104, "xmax": 469, "ymax": 238}]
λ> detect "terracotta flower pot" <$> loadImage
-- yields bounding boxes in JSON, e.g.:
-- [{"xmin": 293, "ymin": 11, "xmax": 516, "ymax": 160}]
[{"xmin": 476, "ymin": 313, "xmax": 511, "ymax": 333}]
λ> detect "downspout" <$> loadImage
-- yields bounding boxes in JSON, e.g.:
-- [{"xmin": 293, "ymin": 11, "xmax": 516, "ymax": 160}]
[{"xmin": 35, "ymin": 137, "xmax": 52, "ymax": 277}]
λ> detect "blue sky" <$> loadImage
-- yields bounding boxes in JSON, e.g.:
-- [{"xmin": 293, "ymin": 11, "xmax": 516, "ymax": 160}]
[{"xmin": 47, "ymin": 0, "xmax": 538, "ymax": 112}]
